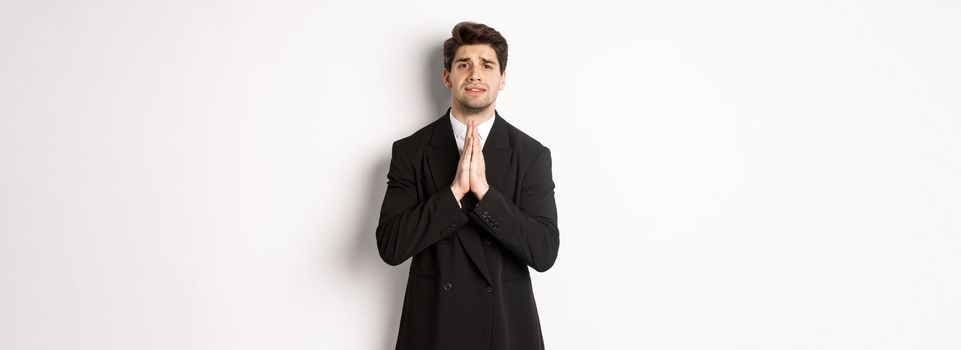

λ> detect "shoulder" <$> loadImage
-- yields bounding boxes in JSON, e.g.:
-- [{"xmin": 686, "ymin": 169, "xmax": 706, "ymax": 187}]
[
  {"xmin": 496, "ymin": 115, "xmax": 553, "ymax": 179},
  {"xmin": 390, "ymin": 116, "xmax": 445, "ymax": 155},
  {"xmin": 501, "ymin": 116, "xmax": 550, "ymax": 157}
]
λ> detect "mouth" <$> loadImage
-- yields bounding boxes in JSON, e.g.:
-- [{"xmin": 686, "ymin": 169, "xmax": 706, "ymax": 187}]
[{"xmin": 464, "ymin": 85, "xmax": 487, "ymax": 95}]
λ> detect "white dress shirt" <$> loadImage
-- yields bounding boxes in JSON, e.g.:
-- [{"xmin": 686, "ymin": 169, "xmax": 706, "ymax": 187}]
[{"xmin": 450, "ymin": 111, "xmax": 495, "ymax": 154}]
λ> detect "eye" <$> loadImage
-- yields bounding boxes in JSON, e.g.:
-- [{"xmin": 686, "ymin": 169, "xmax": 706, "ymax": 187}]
[
  {"xmin": 458, "ymin": 63, "xmax": 469, "ymax": 69},
  {"xmin": 484, "ymin": 64, "xmax": 493, "ymax": 69}
]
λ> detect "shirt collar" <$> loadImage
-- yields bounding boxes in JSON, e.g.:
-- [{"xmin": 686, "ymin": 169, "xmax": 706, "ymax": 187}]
[{"xmin": 449, "ymin": 110, "xmax": 496, "ymax": 142}]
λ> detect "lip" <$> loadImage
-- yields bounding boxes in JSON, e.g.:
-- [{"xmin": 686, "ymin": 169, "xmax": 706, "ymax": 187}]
[{"xmin": 464, "ymin": 85, "xmax": 487, "ymax": 94}]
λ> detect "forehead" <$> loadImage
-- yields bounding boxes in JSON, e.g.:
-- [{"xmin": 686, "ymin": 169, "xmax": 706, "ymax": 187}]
[{"xmin": 454, "ymin": 44, "xmax": 499, "ymax": 64}]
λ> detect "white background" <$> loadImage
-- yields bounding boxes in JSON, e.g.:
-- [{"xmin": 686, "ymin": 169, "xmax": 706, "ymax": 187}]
[{"xmin": 2, "ymin": 1, "xmax": 959, "ymax": 349}]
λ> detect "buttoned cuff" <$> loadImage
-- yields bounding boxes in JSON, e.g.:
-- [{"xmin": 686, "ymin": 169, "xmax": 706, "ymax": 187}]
[
  {"xmin": 470, "ymin": 188, "xmax": 502, "ymax": 233},
  {"xmin": 442, "ymin": 188, "xmax": 470, "ymax": 236}
]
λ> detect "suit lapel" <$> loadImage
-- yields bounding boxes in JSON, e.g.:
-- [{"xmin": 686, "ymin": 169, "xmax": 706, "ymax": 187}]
[
  {"xmin": 483, "ymin": 112, "xmax": 513, "ymax": 196},
  {"xmin": 426, "ymin": 110, "xmax": 513, "ymax": 195},
  {"xmin": 426, "ymin": 111, "xmax": 491, "ymax": 285},
  {"xmin": 427, "ymin": 114, "xmax": 458, "ymax": 194},
  {"xmin": 426, "ymin": 110, "xmax": 513, "ymax": 287}
]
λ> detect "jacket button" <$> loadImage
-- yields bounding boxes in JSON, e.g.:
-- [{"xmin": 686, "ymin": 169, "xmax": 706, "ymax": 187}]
[
  {"xmin": 484, "ymin": 238, "xmax": 492, "ymax": 245},
  {"xmin": 486, "ymin": 286, "xmax": 493, "ymax": 293},
  {"xmin": 443, "ymin": 282, "xmax": 452, "ymax": 291}
]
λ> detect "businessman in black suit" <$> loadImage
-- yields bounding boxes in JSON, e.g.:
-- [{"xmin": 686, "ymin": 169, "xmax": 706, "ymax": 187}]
[{"xmin": 376, "ymin": 21, "xmax": 559, "ymax": 350}]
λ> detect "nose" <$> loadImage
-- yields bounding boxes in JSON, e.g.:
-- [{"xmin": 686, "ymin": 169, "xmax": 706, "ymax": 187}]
[{"xmin": 468, "ymin": 66, "xmax": 481, "ymax": 81}]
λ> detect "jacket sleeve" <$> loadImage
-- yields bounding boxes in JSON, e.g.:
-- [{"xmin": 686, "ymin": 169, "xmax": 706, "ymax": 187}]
[
  {"xmin": 376, "ymin": 141, "xmax": 469, "ymax": 266},
  {"xmin": 471, "ymin": 147, "xmax": 559, "ymax": 272}
]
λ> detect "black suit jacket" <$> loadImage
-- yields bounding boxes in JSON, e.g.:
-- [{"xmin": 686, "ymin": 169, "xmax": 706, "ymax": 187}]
[{"xmin": 376, "ymin": 109, "xmax": 560, "ymax": 350}]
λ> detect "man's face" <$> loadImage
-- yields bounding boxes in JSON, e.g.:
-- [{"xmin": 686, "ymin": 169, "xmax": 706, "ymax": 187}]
[{"xmin": 443, "ymin": 44, "xmax": 506, "ymax": 114}]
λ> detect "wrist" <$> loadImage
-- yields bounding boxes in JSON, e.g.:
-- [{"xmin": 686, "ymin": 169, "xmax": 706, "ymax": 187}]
[
  {"xmin": 473, "ymin": 184, "xmax": 489, "ymax": 201},
  {"xmin": 450, "ymin": 185, "xmax": 467, "ymax": 201}
]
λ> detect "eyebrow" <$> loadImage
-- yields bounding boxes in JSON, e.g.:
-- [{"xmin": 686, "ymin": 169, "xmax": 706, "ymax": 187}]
[{"xmin": 454, "ymin": 57, "xmax": 499, "ymax": 66}]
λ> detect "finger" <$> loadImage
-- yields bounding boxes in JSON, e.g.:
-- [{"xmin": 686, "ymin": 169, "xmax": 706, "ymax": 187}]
[
  {"xmin": 471, "ymin": 132, "xmax": 480, "ymax": 161},
  {"xmin": 474, "ymin": 133, "xmax": 484, "ymax": 165},
  {"xmin": 468, "ymin": 120, "xmax": 474, "ymax": 141},
  {"xmin": 461, "ymin": 133, "xmax": 472, "ymax": 162}
]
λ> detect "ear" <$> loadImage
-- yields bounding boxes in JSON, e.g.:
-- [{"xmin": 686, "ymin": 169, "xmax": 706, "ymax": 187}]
[
  {"xmin": 442, "ymin": 68, "xmax": 451, "ymax": 89},
  {"xmin": 498, "ymin": 71, "xmax": 506, "ymax": 91}
]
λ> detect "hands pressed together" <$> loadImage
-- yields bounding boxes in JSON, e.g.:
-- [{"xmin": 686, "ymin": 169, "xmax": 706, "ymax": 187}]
[{"xmin": 450, "ymin": 120, "xmax": 489, "ymax": 203}]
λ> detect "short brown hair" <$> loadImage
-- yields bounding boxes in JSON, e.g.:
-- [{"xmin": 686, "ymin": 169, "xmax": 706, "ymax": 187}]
[{"xmin": 443, "ymin": 21, "xmax": 508, "ymax": 74}]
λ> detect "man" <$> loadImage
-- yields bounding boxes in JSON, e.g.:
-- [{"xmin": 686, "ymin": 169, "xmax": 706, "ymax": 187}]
[{"xmin": 376, "ymin": 21, "xmax": 559, "ymax": 350}]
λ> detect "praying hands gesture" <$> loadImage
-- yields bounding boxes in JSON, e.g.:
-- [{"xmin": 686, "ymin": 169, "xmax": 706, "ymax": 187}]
[{"xmin": 450, "ymin": 120, "xmax": 489, "ymax": 202}]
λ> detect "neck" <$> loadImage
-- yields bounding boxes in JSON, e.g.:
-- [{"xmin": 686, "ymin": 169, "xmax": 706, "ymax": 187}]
[{"xmin": 450, "ymin": 102, "xmax": 495, "ymax": 125}]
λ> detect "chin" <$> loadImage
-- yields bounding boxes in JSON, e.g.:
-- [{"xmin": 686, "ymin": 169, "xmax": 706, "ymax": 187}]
[{"xmin": 463, "ymin": 101, "xmax": 492, "ymax": 111}]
